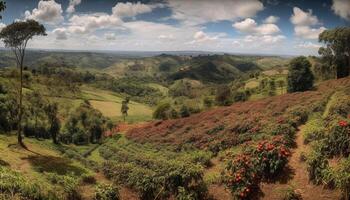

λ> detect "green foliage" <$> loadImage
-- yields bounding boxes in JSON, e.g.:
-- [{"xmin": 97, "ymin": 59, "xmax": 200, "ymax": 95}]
[
  {"xmin": 46, "ymin": 172, "xmax": 80, "ymax": 200},
  {"xmin": 287, "ymin": 56, "xmax": 314, "ymax": 93},
  {"xmin": 99, "ymin": 136, "xmax": 210, "ymax": 200},
  {"xmin": 63, "ymin": 101, "xmax": 107, "ymax": 145},
  {"xmin": 215, "ymin": 85, "xmax": 232, "ymax": 106},
  {"xmin": 303, "ymin": 117, "xmax": 325, "ymax": 144},
  {"xmin": 319, "ymin": 27, "xmax": 350, "ymax": 78},
  {"xmin": 0, "ymin": 166, "xmax": 53, "ymax": 200},
  {"xmin": 180, "ymin": 105, "xmax": 190, "ymax": 118},
  {"xmin": 153, "ymin": 102, "xmax": 180, "ymax": 120},
  {"xmin": 94, "ymin": 183, "xmax": 120, "ymax": 200},
  {"xmin": 282, "ymin": 187, "xmax": 302, "ymax": 200},
  {"xmin": 306, "ymin": 145, "xmax": 329, "ymax": 184},
  {"xmin": 222, "ymin": 137, "xmax": 290, "ymax": 199}
]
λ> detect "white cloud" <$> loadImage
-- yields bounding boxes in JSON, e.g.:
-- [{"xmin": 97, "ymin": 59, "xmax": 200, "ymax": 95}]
[
  {"xmin": 68, "ymin": 13, "xmax": 123, "ymax": 34},
  {"xmin": 25, "ymin": 0, "xmax": 64, "ymax": 25},
  {"xmin": 158, "ymin": 34, "xmax": 175, "ymax": 40},
  {"xmin": 290, "ymin": 7, "xmax": 326, "ymax": 40},
  {"xmin": 295, "ymin": 41, "xmax": 322, "ymax": 49},
  {"xmin": 294, "ymin": 26, "xmax": 326, "ymax": 40},
  {"xmin": 67, "ymin": 0, "xmax": 81, "ymax": 14},
  {"xmin": 105, "ymin": 33, "xmax": 116, "ymax": 40},
  {"xmin": 167, "ymin": 0, "xmax": 263, "ymax": 25},
  {"xmin": 290, "ymin": 7, "xmax": 319, "ymax": 26},
  {"xmin": 332, "ymin": 0, "xmax": 350, "ymax": 20},
  {"xmin": 112, "ymin": 2, "xmax": 153, "ymax": 18},
  {"xmin": 264, "ymin": 16, "xmax": 279, "ymax": 23},
  {"xmin": 233, "ymin": 18, "xmax": 280, "ymax": 35},
  {"xmin": 242, "ymin": 34, "xmax": 285, "ymax": 44},
  {"xmin": 53, "ymin": 28, "xmax": 68, "ymax": 40},
  {"xmin": 192, "ymin": 31, "xmax": 218, "ymax": 43}
]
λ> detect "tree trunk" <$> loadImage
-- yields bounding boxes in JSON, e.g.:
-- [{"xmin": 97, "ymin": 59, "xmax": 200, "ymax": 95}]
[{"xmin": 17, "ymin": 60, "xmax": 25, "ymax": 148}]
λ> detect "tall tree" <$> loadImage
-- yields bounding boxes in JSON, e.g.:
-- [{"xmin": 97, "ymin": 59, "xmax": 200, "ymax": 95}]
[
  {"xmin": 0, "ymin": 20, "xmax": 46, "ymax": 147},
  {"xmin": 45, "ymin": 102, "xmax": 60, "ymax": 144},
  {"xmin": 287, "ymin": 56, "xmax": 314, "ymax": 93},
  {"xmin": 319, "ymin": 27, "xmax": 350, "ymax": 78}
]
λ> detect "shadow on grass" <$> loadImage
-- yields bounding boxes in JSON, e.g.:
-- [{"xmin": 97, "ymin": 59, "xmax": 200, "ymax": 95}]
[
  {"xmin": 0, "ymin": 159, "xmax": 10, "ymax": 167},
  {"xmin": 25, "ymin": 155, "xmax": 88, "ymax": 176}
]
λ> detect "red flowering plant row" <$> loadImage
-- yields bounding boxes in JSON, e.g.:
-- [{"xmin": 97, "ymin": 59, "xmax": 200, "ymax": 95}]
[
  {"xmin": 222, "ymin": 136, "xmax": 291, "ymax": 199},
  {"xmin": 325, "ymin": 118, "xmax": 350, "ymax": 157}
]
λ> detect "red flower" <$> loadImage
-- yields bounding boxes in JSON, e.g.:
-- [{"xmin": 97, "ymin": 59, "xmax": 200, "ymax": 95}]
[{"xmin": 339, "ymin": 120, "xmax": 348, "ymax": 127}]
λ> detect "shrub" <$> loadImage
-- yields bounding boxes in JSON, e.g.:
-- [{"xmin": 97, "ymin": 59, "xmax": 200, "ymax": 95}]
[
  {"xmin": 282, "ymin": 187, "xmax": 302, "ymax": 200},
  {"xmin": 303, "ymin": 118, "xmax": 326, "ymax": 144},
  {"xmin": 222, "ymin": 137, "xmax": 290, "ymax": 199},
  {"xmin": 46, "ymin": 172, "xmax": 81, "ymax": 200},
  {"xmin": 94, "ymin": 183, "xmax": 120, "ymax": 200},
  {"xmin": 222, "ymin": 154, "xmax": 259, "ymax": 199},
  {"xmin": 325, "ymin": 119, "xmax": 350, "ymax": 157},
  {"xmin": 252, "ymin": 138, "xmax": 290, "ymax": 179},
  {"xmin": 306, "ymin": 147, "xmax": 329, "ymax": 184},
  {"xmin": 0, "ymin": 166, "xmax": 51, "ymax": 199}
]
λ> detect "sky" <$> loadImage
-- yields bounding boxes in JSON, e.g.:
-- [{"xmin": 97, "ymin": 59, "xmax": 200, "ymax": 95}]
[{"xmin": 0, "ymin": 0, "xmax": 349, "ymax": 55}]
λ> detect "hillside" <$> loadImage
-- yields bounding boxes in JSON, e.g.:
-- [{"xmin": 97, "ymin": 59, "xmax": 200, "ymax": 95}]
[{"xmin": 127, "ymin": 78, "xmax": 350, "ymax": 150}]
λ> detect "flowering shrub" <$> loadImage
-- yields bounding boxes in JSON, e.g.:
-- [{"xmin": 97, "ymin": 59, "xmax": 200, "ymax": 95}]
[
  {"xmin": 223, "ymin": 137, "xmax": 290, "ymax": 199},
  {"xmin": 253, "ymin": 137, "xmax": 290, "ymax": 179},
  {"xmin": 326, "ymin": 119, "xmax": 350, "ymax": 157},
  {"xmin": 222, "ymin": 154, "xmax": 259, "ymax": 199}
]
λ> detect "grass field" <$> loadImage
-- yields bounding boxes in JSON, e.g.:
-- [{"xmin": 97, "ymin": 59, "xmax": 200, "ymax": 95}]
[{"xmin": 81, "ymin": 86, "xmax": 153, "ymax": 123}]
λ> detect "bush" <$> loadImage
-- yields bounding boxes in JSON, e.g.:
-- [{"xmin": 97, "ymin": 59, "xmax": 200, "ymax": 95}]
[
  {"xmin": 282, "ymin": 187, "xmax": 302, "ymax": 200},
  {"xmin": 46, "ymin": 172, "xmax": 81, "ymax": 200},
  {"xmin": 303, "ymin": 118, "xmax": 326, "ymax": 144},
  {"xmin": 325, "ymin": 119, "xmax": 350, "ymax": 157},
  {"xmin": 0, "ymin": 166, "xmax": 52, "ymax": 200},
  {"xmin": 94, "ymin": 183, "xmax": 120, "ymax": 200},
  {"xmin": 222, "ymin": 137, "xmax": 290, "ymax": 199},
  {"xmin": 306, "ymin": 147, "xmax": 329, "ymax": 184}
]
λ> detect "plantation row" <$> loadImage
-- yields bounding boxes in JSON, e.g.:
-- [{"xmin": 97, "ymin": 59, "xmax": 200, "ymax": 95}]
[
  {"xmin": 0, "ymin": 165, "xmax": 119, "ymax": 200},
  {"xmin": 99, "ymin": 136, "xmax": 212, "ymax": 200},
  {"xmin": 304, "ymin": 89, "xmax": 350, "ymax": 199}
]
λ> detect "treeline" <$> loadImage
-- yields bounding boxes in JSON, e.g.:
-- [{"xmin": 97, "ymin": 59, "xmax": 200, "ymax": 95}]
[
  {"xmin": 0, "ymin": 80, "xmax": 110, "ymax": 145},
  {"xmin": 33, "ymin": 65, "xmax": 163, "ymax": 105}
]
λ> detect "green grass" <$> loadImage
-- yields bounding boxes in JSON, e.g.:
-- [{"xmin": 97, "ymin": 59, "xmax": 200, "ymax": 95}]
[
  {"xmin": 0, "ymin": 134, "xmax": 96, "ymax": 198},
  {"xmin": 80, "ymin": 86, "xmax": 153, "ymax": 123}
]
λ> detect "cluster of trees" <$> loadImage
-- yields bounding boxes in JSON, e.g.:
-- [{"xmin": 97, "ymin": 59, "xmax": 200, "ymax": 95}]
[
  {"xmin": 0, "ymin": 19, "xmax": 111, "ymax": 146},
  {"xmin": 61, "ymin": 101, "xmax": 109, "ymax": 145},
  {"xmin": 153, "ymin": 102, "xmax": 195, "ymax": 120}
]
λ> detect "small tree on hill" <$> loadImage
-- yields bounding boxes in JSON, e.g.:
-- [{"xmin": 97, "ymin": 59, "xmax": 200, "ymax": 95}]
[
  {"xmin": 0, "ymin": 20, "xmax": 46, "ymax": 147},
  {"xmin": 287, "ymin": 56, "xmax": 314, "ymax": 93},
  {"xmin": 121, "ymin": 97, "xmax": 129, "ymax": 121},
  {"xmin": 215, "ymin": 85, "xmax": 232, "ymax": 106}
]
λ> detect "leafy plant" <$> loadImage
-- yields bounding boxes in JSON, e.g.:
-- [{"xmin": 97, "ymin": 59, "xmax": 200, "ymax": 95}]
[{"xmin": 94, "ymin": 183, "xmax": 120, "ymax": 200}]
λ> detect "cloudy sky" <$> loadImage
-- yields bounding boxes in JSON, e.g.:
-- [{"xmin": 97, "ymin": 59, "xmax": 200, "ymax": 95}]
[{"xmin": 0, "ymin": 0, "xmax": 349, "ymax": 55}]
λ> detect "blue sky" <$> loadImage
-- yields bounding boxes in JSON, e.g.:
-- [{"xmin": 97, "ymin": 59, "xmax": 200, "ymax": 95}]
[{"xmin": 0, "ymin": 0, "xmax": 349, "ymax": 55}]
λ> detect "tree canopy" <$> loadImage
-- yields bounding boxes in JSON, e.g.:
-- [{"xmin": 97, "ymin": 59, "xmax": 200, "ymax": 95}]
[
  {"xmin": 319, "ymin": 27, "xmax": 350, "ymax": 78},
  {"xmin": 287, "ymin": 56, "xmax": 314, "ymax": 93}
]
